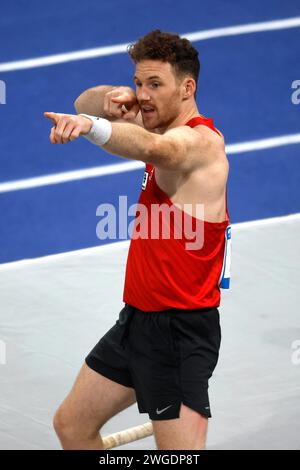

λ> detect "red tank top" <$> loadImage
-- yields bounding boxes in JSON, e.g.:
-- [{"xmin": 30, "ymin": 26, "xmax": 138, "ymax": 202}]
[{"xmin": 123, "ymin": 116, "xmax": 231, "ymax": 312}]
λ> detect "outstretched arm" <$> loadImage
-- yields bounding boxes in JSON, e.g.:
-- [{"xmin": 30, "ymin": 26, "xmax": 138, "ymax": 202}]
[{"xmin": 44, "ymin": 111, "xmax": 218, "ymax": 171}]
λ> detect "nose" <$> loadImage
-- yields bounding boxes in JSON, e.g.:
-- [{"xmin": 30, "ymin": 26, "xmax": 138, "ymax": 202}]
[{"xmin": 137, "ymin": 86, "xmax": 150, "ymax": 102}]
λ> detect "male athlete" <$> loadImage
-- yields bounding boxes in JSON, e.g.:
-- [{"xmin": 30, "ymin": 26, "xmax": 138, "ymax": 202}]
[{"xmin": 44, "ymin": 30, "xmax": 231, "ymax": 450}]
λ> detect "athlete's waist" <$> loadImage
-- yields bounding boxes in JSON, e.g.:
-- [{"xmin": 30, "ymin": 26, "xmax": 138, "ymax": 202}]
[{"xmin": 125, "ymin": 303, "xmax": 218, "ymax": 315}]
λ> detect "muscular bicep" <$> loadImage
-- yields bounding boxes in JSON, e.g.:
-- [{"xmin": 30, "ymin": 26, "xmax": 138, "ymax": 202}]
[{"xmin": 152, "ymin": 126, "xmax": 223, "ymax": 171}]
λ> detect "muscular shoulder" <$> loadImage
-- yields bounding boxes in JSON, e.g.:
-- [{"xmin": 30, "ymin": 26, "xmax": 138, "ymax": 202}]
[
  {"xmin": 192, "ymin": 123, "xmax": 225, "ymax": 152},
  {"xmin": 166, "ymin": 123, "xmax": 224, "ymax": 148},
  {"xmin": 160, "ymin": 123, "xmax": 225, "ymax": 172}
]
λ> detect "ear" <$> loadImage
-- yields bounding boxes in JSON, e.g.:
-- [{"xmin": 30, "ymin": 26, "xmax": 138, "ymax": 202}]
[{"xmin": 182, "ymin": 77, "xmax": 196, "ymax": 100}]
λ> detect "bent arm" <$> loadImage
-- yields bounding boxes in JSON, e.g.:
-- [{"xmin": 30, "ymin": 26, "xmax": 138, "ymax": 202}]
[
  {"xmin": 74, "ymin": 85, "xmax": 115, "ymax": 116},
  {"xmin": 74, "ymin": 85, "xmax": 143, "ymax": 125}
]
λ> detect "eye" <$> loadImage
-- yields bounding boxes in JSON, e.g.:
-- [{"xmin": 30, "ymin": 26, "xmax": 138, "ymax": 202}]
[{"xmin": 150, "ymin": 82, "xmax": 160, "ymax": 89}]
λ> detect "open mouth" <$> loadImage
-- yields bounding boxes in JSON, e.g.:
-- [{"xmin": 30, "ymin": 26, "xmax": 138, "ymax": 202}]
[{"xmin": 141, "ymin": 106, "xmax": 156, "ymax": 115}]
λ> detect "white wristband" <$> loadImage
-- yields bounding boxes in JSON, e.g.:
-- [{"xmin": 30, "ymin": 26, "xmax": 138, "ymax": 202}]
[{"xmin": 79, "ymin": 114, "xmax": 112, "ymax": 146}]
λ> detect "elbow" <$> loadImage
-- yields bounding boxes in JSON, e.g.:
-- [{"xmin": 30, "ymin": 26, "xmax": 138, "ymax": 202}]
[
  {"xmin": 73, "ymin": 96, "xmax": 83, "ymax": 114},
  {"xmin": 73, "ymin": 88, "xmax": 93, "ymax": 113},
  {"xmin": 73, "ymin": 100, "xmax": 79, "ymax": 113}
]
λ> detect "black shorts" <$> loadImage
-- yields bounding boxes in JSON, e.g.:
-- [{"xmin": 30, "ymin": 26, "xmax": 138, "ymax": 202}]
[{"xmin": 85, "ymin": 304, "xmax": 221, "ymax": 421}]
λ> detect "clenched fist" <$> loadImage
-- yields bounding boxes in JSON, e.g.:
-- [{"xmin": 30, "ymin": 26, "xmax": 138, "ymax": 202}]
[
  {"xmin": 103, "ymin": 86, "xmax": 140, "ymax": 120},
  {"xmin": 44, "ymin": 112, "xmax": 93, "ymax": 144}
]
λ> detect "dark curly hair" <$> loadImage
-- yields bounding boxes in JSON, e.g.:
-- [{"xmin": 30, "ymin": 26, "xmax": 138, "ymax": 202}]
[{"xmin": 128, "ymin": 30, "xmax": 200, "ymax": 86}]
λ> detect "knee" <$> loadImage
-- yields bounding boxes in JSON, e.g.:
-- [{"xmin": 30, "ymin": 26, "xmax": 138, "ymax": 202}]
[
  {"xmin": 53, "ymin": 406, "xmax": 78, "ymax": 442},
  {"xmin": 53, "ymin": 405, "xmax": 103, "ymax": 445}
]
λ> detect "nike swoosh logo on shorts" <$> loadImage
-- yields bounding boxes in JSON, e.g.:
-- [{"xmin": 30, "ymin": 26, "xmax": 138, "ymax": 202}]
[{"xmin": 156, "ymin": 405, "xmax": 173, "ymax": 415}]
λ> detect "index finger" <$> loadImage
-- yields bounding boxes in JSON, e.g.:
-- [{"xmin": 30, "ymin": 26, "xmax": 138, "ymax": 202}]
[{"xmin": 43, "ymin": 111, "xmax": 63, "ymax": 125}]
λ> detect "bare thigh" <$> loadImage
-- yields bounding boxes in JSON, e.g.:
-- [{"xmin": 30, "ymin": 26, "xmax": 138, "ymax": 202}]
[
  {"xmin": 152, "ymin": 404, "xmax": 208, "ymax": 450},
  {"xmin": 56, "ymin": 363, "xmax": 137, "ymax": 433}
]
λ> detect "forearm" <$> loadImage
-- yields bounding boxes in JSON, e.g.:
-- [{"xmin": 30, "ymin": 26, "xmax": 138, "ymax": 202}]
[
  {"xmin": 103, "ymin": 122, "xmax": 156, "ymax": 162},
  {"xmin": 102, "ymin": 122, "xmax": 177, "ymax": 167},
  {"xmin": 74, "ymin": 85, "xmax": 115, "ymax": 116},
  {"xmin": 44, "ymin": 111, "xmax": 181, "ymax": 169}
]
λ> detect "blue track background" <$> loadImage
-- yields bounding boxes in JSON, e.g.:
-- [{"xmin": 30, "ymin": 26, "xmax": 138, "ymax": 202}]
[{"xmin": 0, "ymin": 0, "xmax": 299, "ymax": 263}]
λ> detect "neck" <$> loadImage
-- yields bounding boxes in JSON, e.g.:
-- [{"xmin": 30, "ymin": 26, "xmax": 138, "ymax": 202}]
[{"xmin": 158, "ymin": 102, "xmax": 202, "ymax": 134}]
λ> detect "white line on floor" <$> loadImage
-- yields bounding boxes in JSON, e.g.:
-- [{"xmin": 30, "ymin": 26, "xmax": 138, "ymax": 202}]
[
  {"xmin": 0, "ymin": 17, "xmax": 299, "ymax": 72},
  {"xmin": 1, "ymin": 132, "xmax": 299, "ymax": 193},
  {"xmin": 0, "ymin": 213, "xmax": 299, "ymax": 270}
]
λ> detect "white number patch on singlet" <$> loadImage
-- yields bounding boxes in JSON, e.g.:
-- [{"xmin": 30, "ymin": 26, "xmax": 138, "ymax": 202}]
[
  {"xmin": 141, "ymin": 171, "xmax": 149, "ymax": 191},
  {"xmin": 219, "ymin": 225, "xmax": 232, "ymax": 289}
]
